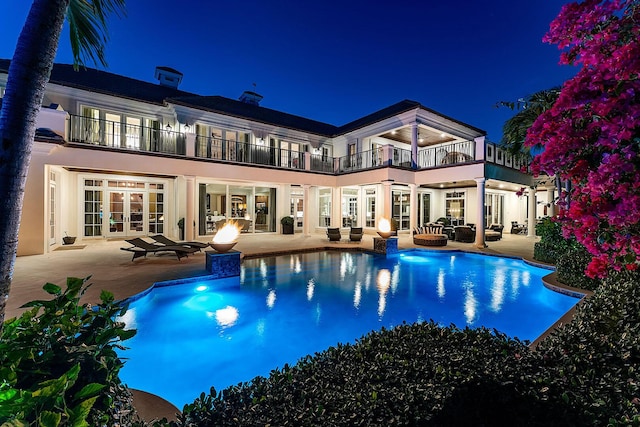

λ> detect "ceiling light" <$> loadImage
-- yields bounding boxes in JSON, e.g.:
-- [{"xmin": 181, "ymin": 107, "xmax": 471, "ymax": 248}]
[{"xmin": 440, "ymin": 133, "xmax": 446, "ymax": 138}]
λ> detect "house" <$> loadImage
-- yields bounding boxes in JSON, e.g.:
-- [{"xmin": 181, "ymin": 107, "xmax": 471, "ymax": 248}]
[{"xmin": 0, "ymin": 59, "xmax": 555, "ymax": 256}]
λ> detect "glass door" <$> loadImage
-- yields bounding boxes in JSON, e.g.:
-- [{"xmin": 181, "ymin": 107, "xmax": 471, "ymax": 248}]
[
  {"xmin": 107, "ymin": 190, "xmax": 146, "ymax": 237},
  {"xmin": 49, "ymin": 172, "xmax": 56, "ymax": 245},
  {"xmin": 290, "ymin": 188, "xmax": 304, "ymax": 232}
]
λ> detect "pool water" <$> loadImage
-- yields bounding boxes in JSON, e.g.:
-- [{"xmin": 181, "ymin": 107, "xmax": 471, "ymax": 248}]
[{"xmin": 117, "ymin": 250, "xmax": 580, "ymax": 408}]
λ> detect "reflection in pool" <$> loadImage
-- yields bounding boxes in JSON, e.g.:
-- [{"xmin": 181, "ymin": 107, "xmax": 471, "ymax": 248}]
[{"xmin": 118, "ymin": 250, "xmax": 580, "ymax": 407}]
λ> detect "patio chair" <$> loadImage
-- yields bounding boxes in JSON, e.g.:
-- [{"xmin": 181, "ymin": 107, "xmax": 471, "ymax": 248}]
[
  {"xmin": 510, "ymin": 221, "xmax": 526, "ymax": 234},
  {"xmin": 150, "ymin": 235, "xmax": 209, "ymax": 251},
  {"xmin": 121, "ymin": 237, "xmax": 198, "ymax": 261},
  {"xmin": 327, "ymin": 228, "xmax": 342, "ymax": 242},
  {"xmin": 454, "ymin": 226, "xmax": 475, "ymax": 243},
  {"xmin": 349, "ymin": 227, "xmax": 363, "ymax": 242}
]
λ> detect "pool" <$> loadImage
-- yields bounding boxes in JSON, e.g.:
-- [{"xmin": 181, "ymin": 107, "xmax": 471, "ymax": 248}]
[{"xmin": 117, "ymin": 250, "xmax": 580, "ymax": 407}]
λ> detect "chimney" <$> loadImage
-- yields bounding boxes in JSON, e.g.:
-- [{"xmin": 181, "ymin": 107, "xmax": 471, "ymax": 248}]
[
  {"xmin": 154, "ymin": 66, "xmax": 183, "ymax": 89},
  {"xmin": 239, "ymin": 89, "xmax": 263, "ymax": 106}
]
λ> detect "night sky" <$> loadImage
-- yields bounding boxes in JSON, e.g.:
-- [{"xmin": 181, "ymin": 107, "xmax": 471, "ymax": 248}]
[{"xmin": 1, "ymin": 1, "xmax": 577, "ymax": 141}]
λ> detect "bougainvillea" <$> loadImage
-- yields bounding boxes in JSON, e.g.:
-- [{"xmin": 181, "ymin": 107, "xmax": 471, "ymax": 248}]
[{"xmin": 526, "ymin": 0, "xmax": 640, "ymax": 278}]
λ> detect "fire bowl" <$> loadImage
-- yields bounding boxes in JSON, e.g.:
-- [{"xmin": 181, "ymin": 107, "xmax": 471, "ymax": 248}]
[
  {"xmin": 377, "ymin": 231, "xmax": 392, "ymax": 239},
  {"xmin": 210, "ymin": 242, "xmax": 237, "ymax": 253}
]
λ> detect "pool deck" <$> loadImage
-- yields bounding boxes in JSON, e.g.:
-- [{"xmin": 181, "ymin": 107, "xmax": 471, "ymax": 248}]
[{"xmin": 8, "ymin": 231, "xmax": 542, "ymax": 421}]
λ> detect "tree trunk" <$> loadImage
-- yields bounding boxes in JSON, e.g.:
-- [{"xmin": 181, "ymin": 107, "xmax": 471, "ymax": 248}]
[{"xmin": 0, "ymin": 0, "xmax": 70, "ymax": 326}]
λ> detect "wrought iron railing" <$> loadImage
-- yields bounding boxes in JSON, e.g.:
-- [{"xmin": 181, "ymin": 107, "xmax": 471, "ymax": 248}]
[
  {"xmin": 337, "ymin": 149, "xmax": 386, "ymax": 172},
  {"xmin": 310, "ymin": 154, "xmax": 335, "ymax": 173},
  {"xmin": 195, "ymin": 136, "xmax": 305, "ymax": 169},
  {"xmin": 417, "ymin": 140, "xmax": 475, "ymax": 168},
  {"xmin": 68, "ymin": 114, "xmax": 186, "ymax": 155}
]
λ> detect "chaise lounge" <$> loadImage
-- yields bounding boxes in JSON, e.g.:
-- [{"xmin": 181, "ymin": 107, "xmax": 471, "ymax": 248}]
[
  {"xmin": 349, "ymin": 227, "xmax": 363, "ymax": 242},
  {"xmin": 150, "ymin": 235, "xmax": 210, "ymax": 251},
  {"xmin": 121, "ymin": 237, "xmax": 198, "ymax": 261},
  {"xmin": 327, "ymin": 228, "xmax": 342, "ymax": 241}
]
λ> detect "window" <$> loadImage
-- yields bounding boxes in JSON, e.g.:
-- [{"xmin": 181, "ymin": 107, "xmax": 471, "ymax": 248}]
[
  {"xmin": 392, "ymin": 189, "xmax": 410, "ymax": 230},
  {"xmin": 318, "ymin": 188, "xmax": 332, "ymax": 227},
  {"xmin": 365, "ymin": 188, "xmax": 376, "ymax": 227},
  {"xmin": 419, "ymin": 192, "xmax": 431, "ymax": 225},
  {"xmin": 445, "ymin": 191, "xmax": 465, "ymax": 226},
  {"xmin": 485, "ymin": 193, "xmax": 504, "ymax": 226},
  {"xmin": 341, "ymin": 188, "xmax": 359, "ymax": 227}
]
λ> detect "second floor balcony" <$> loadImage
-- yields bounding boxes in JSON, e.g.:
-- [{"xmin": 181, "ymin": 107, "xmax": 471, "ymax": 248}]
[
  {"xmin": 66, "ymin": 115, "xmax": 529, "ymax": 175},
  {"xmin": 69, "ymin": 114, "xmax": 186, "ymax": 155}
]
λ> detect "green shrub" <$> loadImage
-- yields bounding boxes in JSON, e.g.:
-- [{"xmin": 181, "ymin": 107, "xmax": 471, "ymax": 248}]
[
  {"xmin": 535, "ymin": 270, "xmax": 640, "ymax": 425},
  {"xmin": 176, "ymin": 323, "xmax": 577, "ymax": 426},
  {"xmin": 533, "ymin": 217, "xmax": 579, "ymax": 264},
  {"xmin": 556, "ymin": 245, "xmax": 602, "ymax": 290},
  {"xmin": 0, "ymin": 277, "xmax": 138, "ymax": 426}
]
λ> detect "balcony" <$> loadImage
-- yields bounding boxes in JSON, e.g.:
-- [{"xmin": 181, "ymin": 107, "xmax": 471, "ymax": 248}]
[
  {"xmin": 65, "ymin": 114, "xmax": 529, "ymax": 175},
  {"xmin": 195, "ymin": 136, "xmax": 305, "ymax": 170},
  {"xmin": 68, "ymin": 114, "xmax": 186, "ymax": 155}
]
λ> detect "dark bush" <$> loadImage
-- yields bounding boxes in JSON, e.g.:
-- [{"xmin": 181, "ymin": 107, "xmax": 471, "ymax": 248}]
[
  {"xmin": 556, "ymin": 245, "xmax": 602, "ymax": 290},
  {"xmin": 533, "ymin": 217, "xmax": 580, "ymax": 264},
  {"xmin": 175, "ymin": 323, "xmax": 579, "ymax": 426},
  {"xmin": 535, "ymin": 270, "xmax": 640, "ymax": 425}
]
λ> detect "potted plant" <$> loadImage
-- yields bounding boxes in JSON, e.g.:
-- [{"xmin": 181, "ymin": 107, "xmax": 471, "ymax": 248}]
[
  {"xmin": 280, "ymin": 216, "xmax": 294, "ymax": 235},
  {"xmin": 177, "ymin": 218, "xmax": 185, "ymax": 240},
  {"xmin": 62, "ymin": 231, "xmax": 76, "ymax": 245}
]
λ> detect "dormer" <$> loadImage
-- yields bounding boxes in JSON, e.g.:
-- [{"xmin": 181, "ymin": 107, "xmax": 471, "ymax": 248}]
[{"xmin": 154, "ymin": 66, "xmax": 183, "ymax": 89}]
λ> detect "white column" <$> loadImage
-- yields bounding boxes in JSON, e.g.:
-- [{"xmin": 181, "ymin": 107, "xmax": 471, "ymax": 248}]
[
  {"xmin": 411, "ymin": 124, "xmax": 418, "ymax": 169},
  {"xmin": 303, "ymin": 184, "xmax": 311, "ymax": 236},
  {"xmin": 527, "ymin": 187, "xmax": 537, "ymax": 238},
  {"xmin": 333, "ymin": 187, "xmax": 341, "ymax": 228},
  {"xmin": 474, "ymin": 178, "xmax": 486, "ymax": 248},
  {"xmin": 185, "ymin": 176, "xmax": 195, "ymax": 241},
  {"xmin": 382, "ymin": 180, "xmax": 393, "ymax": 223},
  {"xmin": 409, "ymin": 183, "xmax": 417, "ymax": 230},
  {"xmin": 547, "ymin": 188, "xmax": 555, "ymax": 217}
]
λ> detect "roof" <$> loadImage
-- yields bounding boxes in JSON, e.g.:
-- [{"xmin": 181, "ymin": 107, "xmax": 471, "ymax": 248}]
[
  {"xmin": 0, "ymin": 59, "xmax": 194, "ymax": 105},
  {"xmin": 168, "ymin": 95, "xmax": 339, "ymax": 136},
  {"xmin": 0, "ymin": 59, "xmax": 486, "ymax": 137}
]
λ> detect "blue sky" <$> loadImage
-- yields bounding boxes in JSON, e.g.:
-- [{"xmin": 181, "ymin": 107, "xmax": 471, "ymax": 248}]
[{"xmin": 0, "ymin": 1, "xmax": 577, "ymax": 141}]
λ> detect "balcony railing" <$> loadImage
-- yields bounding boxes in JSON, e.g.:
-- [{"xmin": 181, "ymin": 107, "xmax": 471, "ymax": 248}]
[
  {"xmin": 195, "ymin": 136, "xmax": 305, "ymax": 170},
  {"xmin": 337, "ymin": 148, "xmax": 386, "ymax": 173},
  {"xmin": 66, "ymin": 116, "xmax": 530, "ymax": 175},
  {"xmin": 310, "ymin": 153, "xmax": 335, "ymax": 173},
  {"xmin": 68, "ymin": 114, "xmax": 186, "ymax": 155},
  {"xmin": 417, "ymin": 140, "xmax": 475, "ymax": 168}
]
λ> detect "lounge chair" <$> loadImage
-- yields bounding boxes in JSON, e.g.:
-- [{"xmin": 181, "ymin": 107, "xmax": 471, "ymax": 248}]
[
  {"xmin": 349, "ymin": 227, "xmax": 363, "ymax": 242},
  {"xmin": 327, "ymin": 228, "xmax": 341, "ymax": 241},
  {"xmin": 121, "ymin": 238, "xmax": 198, "ymax": 261},
  {"xmin": 150, "ymin": 235, "xmax": 209, "ymax": 251}
]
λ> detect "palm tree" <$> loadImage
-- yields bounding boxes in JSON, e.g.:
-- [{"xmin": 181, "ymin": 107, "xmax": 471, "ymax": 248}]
[
  {"xmin": 0, "ymin": 0, "xmax": 125, "ymax": 326},
  {"xmin": 498, "ymin": 87, "xmax": 561, "ymax": 155}
]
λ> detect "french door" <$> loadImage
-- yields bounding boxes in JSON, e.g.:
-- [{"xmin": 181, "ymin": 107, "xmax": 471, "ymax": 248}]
[{"xmin": 107, "ymin": 190, "xmax": 146, "ymax": 237}]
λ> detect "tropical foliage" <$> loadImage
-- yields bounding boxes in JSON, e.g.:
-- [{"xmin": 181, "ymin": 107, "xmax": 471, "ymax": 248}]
[
  {"xmin": 525, "ymin": 0, "xmax": 640, "ymax": 278},
  {"xmin": 498, "ymin": 87, "xmax": 561, "ymax": 155},
  {"xmin": 0, "ymin": 277, "xmax": 137, "ymax": 426}
]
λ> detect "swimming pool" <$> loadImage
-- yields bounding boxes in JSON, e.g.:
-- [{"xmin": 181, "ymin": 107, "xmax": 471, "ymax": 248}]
[{"xmin": 117, "ymin": 250, "xmax": 580, "ymax": 408}]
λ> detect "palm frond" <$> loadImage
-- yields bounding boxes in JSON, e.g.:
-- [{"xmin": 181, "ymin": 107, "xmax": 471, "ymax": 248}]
[
  {"xmin": 499, "ymin": 87, "xmax": 561, "ymax": 155},
  {"xmin": 66, "ymin": 0, "xmax": 126, "ymax": 69}
]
